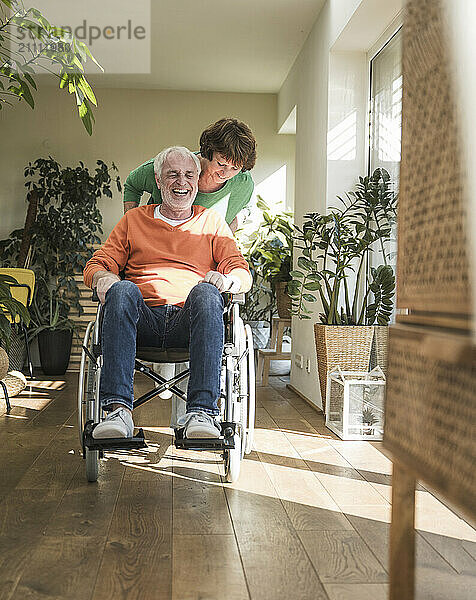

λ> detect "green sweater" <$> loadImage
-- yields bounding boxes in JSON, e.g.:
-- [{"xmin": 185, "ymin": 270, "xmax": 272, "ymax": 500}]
[{"xmin": 123, "ymin": 157, "xmax": 254, "ymax": 224}]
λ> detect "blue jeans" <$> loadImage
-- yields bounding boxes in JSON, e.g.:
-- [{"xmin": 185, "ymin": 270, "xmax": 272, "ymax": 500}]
[{"xmin": 99, "ymin": 280, "xmax": 224, "ymax": 416}]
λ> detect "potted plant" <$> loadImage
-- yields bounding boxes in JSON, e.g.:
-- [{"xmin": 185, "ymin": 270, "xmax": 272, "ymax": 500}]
[
  {"xmin": 26, "ymin": 277, "xmax": 78, "ymax": 375},
  {"xmin": 240, "ymin": 196, "xmax": 293, "ymax": 319},
  {"xmin": 289, "ymin": 168, "xmax": 397, "ymax": 410},
  {"xmin": 0, "ymin": 157, "xmax": 121, "ymax": 373},
  {"xmin": 237, "ymin": 197, "xmax": 293, "ymax": 348},
  {"xmin": 361, "ymin": 406, "xmax": 379, "ymax": 436},
  {"xmin": 238, "ymin": 279, "xmax": 274, "ymax": 348}
]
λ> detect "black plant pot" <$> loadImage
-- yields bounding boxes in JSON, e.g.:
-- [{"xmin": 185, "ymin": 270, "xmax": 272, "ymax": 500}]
[{"xmin": 38, "ymin": 329, "xmax": 73, "ymax": 375}]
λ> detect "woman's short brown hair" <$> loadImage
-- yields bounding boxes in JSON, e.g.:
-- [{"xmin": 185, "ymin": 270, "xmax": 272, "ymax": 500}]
[{"xmin": 199, "ymin": 118, "xmax": 256, "ymax": 171}]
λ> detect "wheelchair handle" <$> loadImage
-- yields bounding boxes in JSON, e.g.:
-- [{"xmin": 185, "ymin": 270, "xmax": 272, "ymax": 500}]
[{"xmin": 92, "ymin": 289, "xmax": 99, "ymax": 303}]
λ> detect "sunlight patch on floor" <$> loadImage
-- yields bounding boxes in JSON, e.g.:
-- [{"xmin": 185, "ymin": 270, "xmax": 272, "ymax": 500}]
[
  {"xmin": 415, "ymin": 490, "xmax": 476, "ymax": 542},
  {"xmin": 28, "ymin": 379, "xmax": 66, "ymax": 390},
  {"xmin": 4, "ymin": 413, "xmax": 29, "ymax": 419},
  {"xmin": 10, "ymin": 397, "xmax": 54, "ymax": 410},
  {"xmin": 276, "ymin": 427, "xmax": 334, "ymax": 440},
  {"xmin": 140, "ymin": 425, "xmax": 174, "ymax": 435}
]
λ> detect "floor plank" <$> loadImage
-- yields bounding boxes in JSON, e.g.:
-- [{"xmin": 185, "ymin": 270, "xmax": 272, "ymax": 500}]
[
  {"xmin": 225, "ymin": 459, "xmax": 328, "ymax": 600},
  {"xmin": 11, "ymin": 535, "xmax": 105, "ymax": 600},
  {"xmin": 92, "ymin": 480, "xmax": 173, "ymax": 600},
  {"xmin": 298, "ymin": 530, "xmax": 388, "ymax": 584},
  {"xmin": 324, "ymin": 583, "xmax": 389, "ymax": 600},
  {"xmin": 172, "ymin": 534, "xmax": 249, "ymax": 600}
]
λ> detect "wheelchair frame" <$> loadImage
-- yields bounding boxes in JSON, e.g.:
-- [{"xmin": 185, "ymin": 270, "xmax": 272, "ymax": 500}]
[{"xmin": 78, "ymin": 292, "xmax": 255, "ymax": 483}]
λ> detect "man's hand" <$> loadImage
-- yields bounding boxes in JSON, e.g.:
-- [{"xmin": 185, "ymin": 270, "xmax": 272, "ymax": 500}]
[
  {"xmin": 94, "ymin": 272, "xmax": 121, "ymax": 304},
  {"xmin": 203, "ymin": 271, "xmax": 241, "ymax": 293}
]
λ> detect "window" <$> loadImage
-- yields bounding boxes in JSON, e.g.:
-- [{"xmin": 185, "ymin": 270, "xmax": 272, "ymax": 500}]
[
  {"xmin": 369, "ymin": 29, "xmax": 402, "ymax": 184},
  {"xmin": 368, "ymin": 29, "xmax": 402, "ymax": 320}
]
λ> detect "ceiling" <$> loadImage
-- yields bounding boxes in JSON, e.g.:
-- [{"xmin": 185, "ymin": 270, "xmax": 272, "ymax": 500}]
[{"xmin": 85, "ymin": 0, "xmax": 326, "ymax": 93}]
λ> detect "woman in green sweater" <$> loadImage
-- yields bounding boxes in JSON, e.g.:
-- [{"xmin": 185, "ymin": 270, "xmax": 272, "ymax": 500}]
[{"xmin": 123, "ymin": 118, "xmax": 256, "ymax": 233}]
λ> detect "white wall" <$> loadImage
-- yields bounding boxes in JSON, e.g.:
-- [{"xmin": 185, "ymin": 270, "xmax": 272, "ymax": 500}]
[
  {"xmin": 0, "ymin": 87, "xmax": 295, "ymax": 239},
  {"xmin": 278, "ymin": 0, "xmax": 402, "ymax": 409}
]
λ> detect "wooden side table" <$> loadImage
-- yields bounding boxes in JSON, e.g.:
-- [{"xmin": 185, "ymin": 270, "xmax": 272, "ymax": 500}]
[{"xmin": 256, "ymin": 318, "xmax": 291, "ymax": 386}]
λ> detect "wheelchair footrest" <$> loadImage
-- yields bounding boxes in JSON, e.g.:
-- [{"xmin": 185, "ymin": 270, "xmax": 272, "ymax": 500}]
[
  {"xmin": 83, "ymin": 421, "xmax": 147, "ymax": 452},
  {"xmin": 174, "ymin": 421, "xmax": 235, "ymax": 450}
]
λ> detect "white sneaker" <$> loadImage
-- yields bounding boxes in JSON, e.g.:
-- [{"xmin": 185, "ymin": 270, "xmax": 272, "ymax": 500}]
[
  {"xmin": 92, "ymin": 407, "xmax": 134, "ymax": 439},
  {"xmin": 177, "ymin": 411, "xmax": 221, "ymax": 439}
]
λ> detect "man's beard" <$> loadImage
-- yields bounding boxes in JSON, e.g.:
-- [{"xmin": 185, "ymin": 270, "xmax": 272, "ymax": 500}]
[{"xmin": 161, "ymin": 189, "xmax": 194, "ymax": 213}]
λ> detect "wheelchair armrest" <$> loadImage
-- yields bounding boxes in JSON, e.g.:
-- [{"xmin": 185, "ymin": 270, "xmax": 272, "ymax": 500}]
[
  {"xmin": 222, "ymin": 292, "xmax": 245, "ymax": 305},
  {"xmin": 231, "ymin": 292, "xmax": 245, "ymax": 305}
]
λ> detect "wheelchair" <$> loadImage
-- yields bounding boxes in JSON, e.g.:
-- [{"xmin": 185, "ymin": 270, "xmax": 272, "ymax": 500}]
[{"xmin": 77, "ymin": 290, "xmax": 255, "ymax": 484}]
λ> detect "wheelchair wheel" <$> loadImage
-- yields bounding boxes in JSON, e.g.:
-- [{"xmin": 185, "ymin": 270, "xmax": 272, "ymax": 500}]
[
  {"xmin": 78, "ymin": 320, "xmax": 100, "ymax": 482},
  {"xmin": 236, "ymin": 318, "xmax": 248, "ymax": 460},
  {"xmin": 224, "ymin": 433, "xmax": 241, "ymax": 483},
  {"xmin": 78, "ymin": 321, "xmax": 94, "ymax": 445},
  {"xmin": 85, "ymin": 447, "xmax": 99, "ymax": 482},
  {"xmin": 244, "ymin": 323, "xmax": 255, "ymax": 455}
]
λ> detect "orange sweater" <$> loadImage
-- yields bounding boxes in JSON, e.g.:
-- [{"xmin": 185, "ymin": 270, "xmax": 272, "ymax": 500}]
[{"xmin": 83, "ymin": 205, "xmax": 250, "ymax": 307}]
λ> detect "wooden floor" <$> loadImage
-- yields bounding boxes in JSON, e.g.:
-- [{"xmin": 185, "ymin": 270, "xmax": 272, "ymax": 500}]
[{"xmin": 0, "ymin": 373, "xmax": 475, "ymax": 600}]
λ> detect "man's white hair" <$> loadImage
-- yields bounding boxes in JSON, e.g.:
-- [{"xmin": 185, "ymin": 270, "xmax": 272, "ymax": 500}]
[{"xmin": 153, "ymin": 146, "xmax": 201, "ymax": 181}]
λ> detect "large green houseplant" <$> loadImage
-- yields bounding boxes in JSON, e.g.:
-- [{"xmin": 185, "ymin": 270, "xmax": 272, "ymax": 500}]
[
  {"xmin": 241, "ymin": 196, "xmax": 293, "ymax": 318},
  {"xmin": 289, "ymin": 168, "xmax": 397, "ymax": 408},
  {"xmin": 238, "ymin": 197, "xmax": 293, "ymax": 347},
  {"xmin": 0, "ymin": 157, "xmax": 121, "ymax": 374}
]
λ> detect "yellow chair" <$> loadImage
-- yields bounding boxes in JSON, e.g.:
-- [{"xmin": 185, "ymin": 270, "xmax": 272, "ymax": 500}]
[{"xmin": 0, "ymin": 268, "xmax": 35, "ymax": 378}]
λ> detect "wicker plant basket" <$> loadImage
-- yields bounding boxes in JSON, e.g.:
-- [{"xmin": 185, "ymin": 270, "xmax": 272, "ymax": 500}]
[
  {"xmin": 0, "ymin": 370, "xmax": 27, "ymax": 399},
  {"xmin": 370, "ymin": 326, "xmax": 389, "ymax": 373},
  {"xmin": 314, "ymin": 324, "xmax": 375, "ymax": 412},
  {"xmin": 275, "ymin": 281, "xmax": 291, "ymax": 318}
]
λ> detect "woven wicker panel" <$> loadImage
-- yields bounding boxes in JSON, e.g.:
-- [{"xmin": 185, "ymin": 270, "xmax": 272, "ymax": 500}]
[
  {"xmin": 397, "ymin": 0, "xmax": 471, "ymax": 316},
  {"xmin": 314, "ymin": 325, "xmax": 374, "ymax": 412},
  {"xmin": 4, "ymin": 329, "xmax": 26, "ymax": 372},
  {"xmin": 385, "ymin": 325, "xmax": 476, "ymax": 518},
  {"xmin": 0, "ymin": 348, "xmax": 8, "ymax": 381}
]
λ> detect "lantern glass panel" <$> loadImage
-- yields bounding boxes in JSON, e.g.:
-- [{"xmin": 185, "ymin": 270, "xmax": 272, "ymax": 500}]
[{"xmin": 326, "ymin": 369, "xmax": 386, "ymax": 440}]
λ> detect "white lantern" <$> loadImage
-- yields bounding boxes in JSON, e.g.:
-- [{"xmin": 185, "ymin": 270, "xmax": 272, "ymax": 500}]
[{"xmin": 326, "ymin": 367, "xmax": 386, "ymax": 440}]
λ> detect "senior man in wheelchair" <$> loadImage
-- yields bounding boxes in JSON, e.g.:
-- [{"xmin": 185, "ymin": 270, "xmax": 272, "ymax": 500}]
[{"xmin": 83, "ymin": 146, "xmax": 252, "ymax": 440}]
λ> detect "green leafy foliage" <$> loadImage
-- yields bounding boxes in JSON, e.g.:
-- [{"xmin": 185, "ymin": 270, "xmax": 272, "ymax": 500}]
[
  {"xmin": 0, "ymin": 273, "xmax": 31, "ymax": 348},
  {"xmin": 236, "ymin": 196, "xmax": 293, "ymax": 323},
  {"xmin": 366, "ymin": 265, "xmax": 396, "ymax": 325},
  {"xmin": 289, "ymin": 169, "xmax": 398, "ymax": 325},
  {"xmin": 27, "ymin": 275, "xmax": 78, "ymax": 338},
  {"xmin": 0, "ymin": 157, "xmax": 121, "ymax": 333},
  {"xmin": 362, "ymin": 406, "xmax": 378, "ymax": 426},
  {"xmin": 0, "ymin": 0, "xmax": 102, "ymax": 134}
]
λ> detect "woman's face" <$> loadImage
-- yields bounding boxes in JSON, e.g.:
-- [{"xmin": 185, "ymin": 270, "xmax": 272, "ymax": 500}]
[{"xmin": 206, "ymin": 152, "xmax": 242, "ymax": 185}]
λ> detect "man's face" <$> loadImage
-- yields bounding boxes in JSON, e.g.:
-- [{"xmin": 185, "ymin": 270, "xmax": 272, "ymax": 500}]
[{"xmin": 157, "ymin": 152, "xmax": 199, "ymax": 212}]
